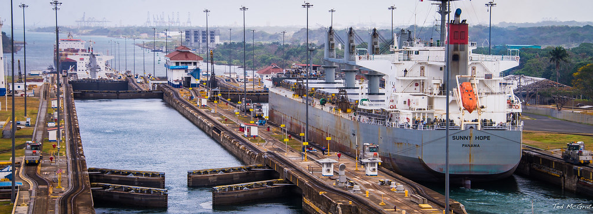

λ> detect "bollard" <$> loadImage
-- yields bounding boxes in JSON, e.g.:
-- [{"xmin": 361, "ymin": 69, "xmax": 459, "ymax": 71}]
[{"xmin": 404, "ymin": 190, "xmax": 408, "ymax": 197}]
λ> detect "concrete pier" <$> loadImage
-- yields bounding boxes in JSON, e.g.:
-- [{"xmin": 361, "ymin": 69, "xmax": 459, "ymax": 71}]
[
  {"xmin": 188, "ymin": 165, "xmax": 276, "ymax": 187},
  {"xmin": 517, "ymin": 147, "xmax": 593, "ymax": 197},
  {"xmin": 90, "ymin": 183, "xmax": 168, "ymax": 208},
  {"xmin": 88, "ymin": 168, "xmax": 165, "ymax": 189},
  {"xmin": 211, "ymin": 179, "xmax": 295, "ymax": 206}
]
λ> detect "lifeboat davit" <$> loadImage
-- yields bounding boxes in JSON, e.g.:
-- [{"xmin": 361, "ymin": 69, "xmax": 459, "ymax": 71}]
[{"xmin": 459, "ymin": 82, "xmax": 477, "ymax": 113}]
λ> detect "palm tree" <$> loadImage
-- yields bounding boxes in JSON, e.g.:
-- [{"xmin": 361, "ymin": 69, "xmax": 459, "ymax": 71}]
[{"xmin": 549, "ymin": 46, "xmax": 569, "ymax": 85}]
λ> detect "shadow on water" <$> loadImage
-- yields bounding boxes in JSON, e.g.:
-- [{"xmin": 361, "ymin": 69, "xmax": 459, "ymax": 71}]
[{"xmin": 420, "ymin": 174, "xmax": 593, "ymax": 214}]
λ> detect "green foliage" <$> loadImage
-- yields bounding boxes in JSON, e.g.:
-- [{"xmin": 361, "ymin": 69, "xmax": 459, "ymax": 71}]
[{"xmin": 572, "ymin": 64, "xmax": 593, "ymax": 97}]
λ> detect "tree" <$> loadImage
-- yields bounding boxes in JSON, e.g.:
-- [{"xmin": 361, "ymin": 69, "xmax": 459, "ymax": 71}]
[
  {"xmin": 572, "ymin": 63, "xmax": 593, "ymax": 97},
  {"xmin": 549, "ymin": 46, "xmax": 569, "ymax": 84}
]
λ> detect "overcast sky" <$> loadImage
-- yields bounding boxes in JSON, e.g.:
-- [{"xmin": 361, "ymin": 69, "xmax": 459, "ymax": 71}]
[{"xmin": 2, "ymin": 0, "xmax": 593, "ymax": 29}]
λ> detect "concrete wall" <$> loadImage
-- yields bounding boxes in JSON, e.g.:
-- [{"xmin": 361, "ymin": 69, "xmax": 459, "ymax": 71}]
[
  {"xmin": 91, "ymin": 190, "xmax": 167, "ymax": 208},
  {"xmin": 73, "ymin": 91, "xmax": 163, "ymax": 99},
  {"xmin": 523, "ymin": 106, "xmax": 593, "ymax": 125},
  {"xmin": 212, "ymin": 185, "xmax": 295, "ymax": 206},
  {"xmin": 69, "ymin": 80, "xmax": 130, "ymax": 91},
  {"xmin": 162, "ymin": 88, "xmax": 264, "ymax": 166},
  {"xmin": 188, "ymin": 170, "xmax": 276, "ymax": 187},
  {"xmin": 516, "ymin": 150, "xmax": 593, "ymax": 198},
  {"xmin": 89, "ymin": 174, "xmax": 165, "ymax": 189}
]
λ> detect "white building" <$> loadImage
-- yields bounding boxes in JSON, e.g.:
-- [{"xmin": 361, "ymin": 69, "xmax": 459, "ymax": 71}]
[
  {"xmin": 164, "ymin": 46, "xmax": 203, "ymax": 88},
  {"xmin": 184, "ymin": 29, "xmax": 221, "ymax": 51}
]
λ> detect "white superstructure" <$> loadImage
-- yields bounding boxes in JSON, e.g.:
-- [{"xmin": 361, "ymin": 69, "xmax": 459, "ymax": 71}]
[{"xmin": 0, "ymin": 18, "xmax": 6, "ymax": 96}]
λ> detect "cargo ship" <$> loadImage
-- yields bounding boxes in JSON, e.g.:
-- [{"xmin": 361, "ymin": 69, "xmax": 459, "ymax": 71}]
[
  {"xmin": 55, "ymin": 32, "xmax": 114, "ymax": 79},
  {"xmin": 269, "ymin": 8, "xmax": 523, "ymax": 184}
]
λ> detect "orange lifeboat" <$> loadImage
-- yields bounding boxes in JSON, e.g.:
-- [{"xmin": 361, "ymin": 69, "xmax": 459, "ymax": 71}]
[{"xmin": 459, "ymin": 82, "xmax": 477, "ymax": 113}]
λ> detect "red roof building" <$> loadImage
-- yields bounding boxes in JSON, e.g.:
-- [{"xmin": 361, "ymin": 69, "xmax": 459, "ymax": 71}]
[
  {"xmin": 165, "ymin": 46, "xmax": 203, "ymax": 88},
  {"xmin": 256, "ymin": 63, "xmax": 284, "ymax": 80}
]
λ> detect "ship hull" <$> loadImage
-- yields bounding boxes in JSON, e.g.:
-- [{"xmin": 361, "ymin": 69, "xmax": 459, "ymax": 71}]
[{"xmin": 269, "ymin": 91, "xmax": 521, "ymax": 183}]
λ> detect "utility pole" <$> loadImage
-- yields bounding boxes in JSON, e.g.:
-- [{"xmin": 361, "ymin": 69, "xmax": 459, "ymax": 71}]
[
  {"xmin": 302, "ymin": 2, "xmax": 313, "ymax": 145},
  {"xmin": 240, "ymin": 6, "xmax": 248, "ymax": 115},
  {"xmin": 486, "ymin": 1, "xmax": 496, "ymax": 55},
  {"xmin": 143, "ymin": 41, "xmax": 145, "ymax": 77},
  {"xmin": 388, "ymin": 5, "xmax": 396, "ymax": 45},
  {"xmin": 19, "ymin": 3, "xmax": 28, "ymax": 117}
]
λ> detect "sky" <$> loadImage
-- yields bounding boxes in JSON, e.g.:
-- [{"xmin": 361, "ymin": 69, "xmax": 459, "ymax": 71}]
[{"xmin": 1, "ymin": 0, "xmax": 593, "ymax": 30}]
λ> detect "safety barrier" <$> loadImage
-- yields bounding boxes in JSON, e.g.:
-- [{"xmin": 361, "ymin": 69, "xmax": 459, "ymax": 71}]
[
  {"xmin": 212, "ymin": 179, "xmax": 287, "ymax": 192},
  {"xmin": 91, "ymin": 182, "xmax": 167, "ymax": 195},
  {"xmin": 88, "ymin": 168, "xmax": 165, "ymax": 177},
  {"xmin": 188, "ymin": 164, "xmax": 266, "ymax": 175}
]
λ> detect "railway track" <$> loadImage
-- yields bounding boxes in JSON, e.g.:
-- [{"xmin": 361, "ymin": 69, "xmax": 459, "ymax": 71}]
[
  {"xmin": 21, "ymin": 83, "xmax": 51, "ymax": 214},
  {"xmin": 166, "ymin": 85, "xmax": 385, "ymax": 213},
  {"xmin": 57, "ymin": 81, "xmax": 91, "ymax": 214},
  {"xmin": 523, "ymin": 145, "xmax": 593, "ymax": 170}
]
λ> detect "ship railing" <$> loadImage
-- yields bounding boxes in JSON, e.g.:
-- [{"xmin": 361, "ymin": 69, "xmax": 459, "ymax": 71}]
[
  {"xmin": 470, "ymin": 54, "xmax": 520, "ymax": 62},
  {"xmin": 355, "ymin": 54, "xmax": 395, "ymax": 62}
]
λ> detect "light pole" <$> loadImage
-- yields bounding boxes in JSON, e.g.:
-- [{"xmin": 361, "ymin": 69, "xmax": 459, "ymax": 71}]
[
  {"xmin": 328, "ymin": 9, "xmax": 335, "ymax": 27},
  {"xmin": 204, "ymin": 9, "xmax": 210, "ymax": 90},
  {"xmin": 50, "ymin": 0, "xmax": 62, "ymax": 205},
  {"xmin": 486, "ymin": 1, "xmax": 496, "ymax": 55},
  {"xmin": 302, "ymin": 2, "xmax": 312, "ymax": 145},
  {"xmin": 19, "ymin": 3, "xmax": 28, "ymax": 117},
  {"xmin": 152, "ymin": 27, "xmax": 156, "ymax": 77},
  {"xmin": 125, "ymin": 37, "xmax": 127, "ymax": 71},
  {"xmin": 117, "ymin": 42, "xmax": 120, "ymax": 71},
  {"xmin": 229, "ymin": 28, "xmax": 232, "ymax": 77},
  {"xmin": 252, "ymin": 29, "xmax": 255, "ymax": 91},
  {"xmin": 240, "ymin": 6, "xmax": 248, "ymax": 115},
  {"xmin": 281, "ymin": 31, "xmax": 286, "ymax": 70},
  {"xmin": 388, "ymin": 5, "xmax": 396, "ymax": 45},
  {"xmin": 10, "ymin": 0, "xmax": 16, "ymax": 203},
  {"xmin": 142, "ymin": 41, "xmax": 146, "ymax": 77},
  {"xmin": 445, "ymin": 1, "xmax": 451, "ymax": 213},
  {"xmin": 133, "ymin": 38, "xmax": 136, "ymax": 76}
]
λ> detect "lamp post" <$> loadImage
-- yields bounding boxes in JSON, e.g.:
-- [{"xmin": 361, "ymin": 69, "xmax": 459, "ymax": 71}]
[
  {"xmin": 19, "ymin": 3, "xmax": 28, "ymax": 117},
  {"xmin": 302, "ymin": 1, "xmax": 313, "ymax": 144},
  {"xmin": 204, "ymin": 9, "xmax": 210, "ymax": 91},
  {"xmin": 252, "ymin": 29, "xmax": 255, "ymax": 91},
  {"xmin": 388, "ymin": 5, "xmax": 396, "ymax": 45},
  {"xmin": 486, "ymin": 1, "xmax": 496, "ymax": 55},
  {"xmin": 240, "ymin": 6, "xmax": 248, "ymax": 115},
  {"xmin": 50, "ymin": 0, "xmax": 62, "ymax": 205},
  {"xmin": 10, "ymin": 0, "xmax": 16, "ymax": 203},
  {"xmin": 142, "ymin": 41, "xmax": 146, "ymax": 77},
  {"xmin": 133, "ymin": 38, "xmax": 136, "ymax": 76},
  {"xmin": 152, "ymin": 27, "xmax": 156, "ymax": 77},
  {"xmin": 229, "ymin": 28, "xmax": 232, "ymax": 77},
  {"xmin": 125, "ymin": 37, "xmax": 127, "ymax": 71},
  {"xmin": 117, "ymin": 42, "xmax": 120, "ymax": 71}
]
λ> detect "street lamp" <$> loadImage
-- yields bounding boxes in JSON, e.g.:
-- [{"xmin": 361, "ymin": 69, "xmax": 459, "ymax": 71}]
[
  {"xmin": 388, "ymin": 5, "xmax": 396, "ymax": 46},
  {"xmin": 240, "ymin": 6, "xmax": 248, "ymax": 115},
  {"xmin": 133, "ymin": 38, "xmax": 136, "ymax": 76},
  {"xmin": 204, "ymin": 9, "xmax": 210, "ymax": 90},
  {"xmin": 152, "ymin": 27, "xmax": 156, "ymax": 77},
  {"xmin": 302, "ymin": 1, "xmax": 312, "ymax": 144},
  {"xmin": 19, "ymin": 3, "xmax": 28, "ymax": 117},
  {"xmin": 125, "ymin": 37, "xmax": 127, "ymax": 71},
  {"xmin": 9, "ymin": 0, "xmax": 16, "ymax": 203},
  {"xmin": 486, "ymin": 1, "xmax": 496, "ymax": 55},
  {"xmin": 50, "ymin": 0, "xmax": 62, "ymax": 205},
  {"xmin": 252, "ymin": 29, "xmax": 255, "ymax": 91},
  {"xmin": 229, "ymin": 28, "xmax": 232, "ymax": 77}
]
